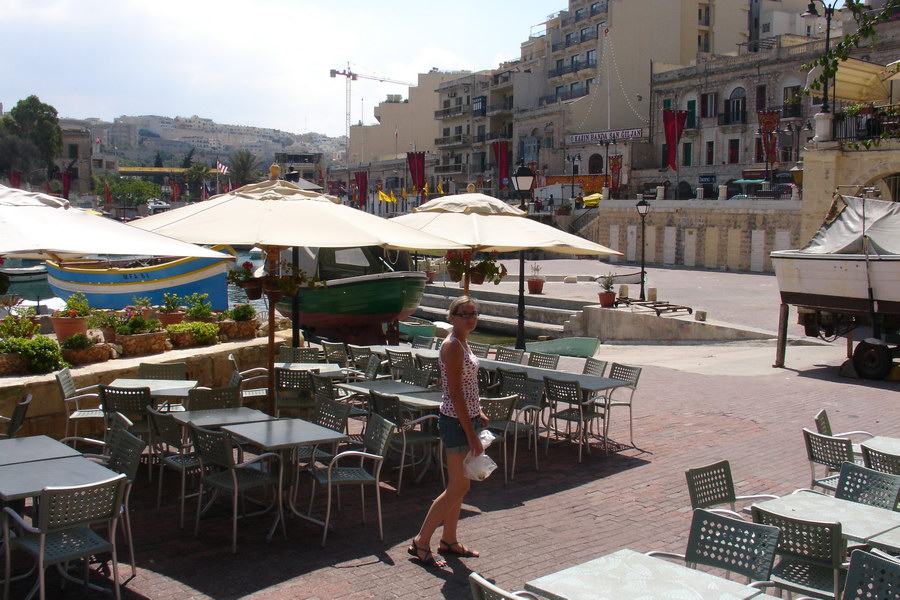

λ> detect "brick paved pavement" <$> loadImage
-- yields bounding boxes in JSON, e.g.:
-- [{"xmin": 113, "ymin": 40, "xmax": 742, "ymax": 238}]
[{"xmin": 7, "ymin": 347, "xmax": 896, "ymax": 600}]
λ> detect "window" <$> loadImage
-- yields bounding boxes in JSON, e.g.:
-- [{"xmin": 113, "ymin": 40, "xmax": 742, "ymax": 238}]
[
  {"xmin": 442, "ymin": 127, "xmax": 450, "ymax": 137},
  {"xmin": 555, "ymin": 85, "xmax": 565, "ymax": 98},
  {"xmin": 682, "ymin": 142, "xmax": 693, "ymax": 166},
  {"xmin": 473, "ymin": 96, "xmax": 486, "ymax": 117},
  {"xmin": 762, "ymin": 22, "xmax": 770, "ymax": 33},
  {"xmin": 585, "ymin": 77, "xmax": 595, "ymax": 93},
  {"xmin": 724, "ymin": 88, "xmax": 746, "ymax": 124},
  {"xmin": 68, "ymin": 144, "xmax": 78, "ymax": 159},
  {"xmin": 571, "ymin": 55, "xmax": 580, "ymax": 69},
  {"xmin": 570, "ymin": 82, "xmax": 583, "ymax": 95},
  {"xmin": 700, "ymin": 92, "xmax": 718, "ymax": 118},
  {"xmin": 706, "ymin": 140, "xmax": 715, "ymax": 165},
  {"xmin": 556, "ymin": 58, "xmax": 564, "ymax": 71},
  {"xmin": 575, "ymin": 7, "xmax": 586, "ymax": 20},
  {"xmin": 728, "ymin": 139, "xmax": 740, "ymax": 164},
  {"xmin": 663, "ymin": 98, "xmax": 673, "ymax": 110},
  {"xmin": 756, "ymin": 85, "xmax": 766, "ymax": 111},
  {"xmin": 587, "ymin": 49, "xmax": 596, "ymax": 65},
  {"xmin": 661, "ymin": 144, "xmax": 668, "ymax": 168},
  {"xmin": 783, "ymin": 85, "xmax": 800, "ymax": 104},
  {"xmin": 755, "ymin": 138, "xmax": 764, "ymax": 163},
  {"xmin": 565, "ymin": 32, "xmax": 577, "ymax": 45},
  {"xmin": 686, "ymin": 99, "xmax": 697, "ymax": 128}
]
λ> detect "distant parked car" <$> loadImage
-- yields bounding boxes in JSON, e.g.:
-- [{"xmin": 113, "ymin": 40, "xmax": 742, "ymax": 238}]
[{"xmin": 728, "ymin": 193, "xmax": 749, "ymax": 200}]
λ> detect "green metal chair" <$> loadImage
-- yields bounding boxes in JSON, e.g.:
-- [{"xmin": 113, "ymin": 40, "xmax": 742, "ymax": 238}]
[
  {"xmin": 481, "ymin": 395, "xmax": 519, "ymax": 484},
  {"xmin": 228, "ymin": 353, "xmax": 268, "ymax": 403},
  {"xmin": 415, "ymin": 353, "xmax": 440, "ymax": 376},
  {"xmin": 274, "ymin": 367, "xmax": 318, "ymax": 418},
  {"xmin": 841, "ymin": 549, "xmax": 900, "ymax": 600},
  {"xmin": 55, "ymin": 366, "xmax": 104, "ymax": 441},
  {"xmin": 307, "ymin": 413, "xmax": 396, "ymax": 546},
  {"xmin": 399, "ymin": 366, "xmax": 437, "ymax": 389},
  {"xmin": 277, "ymin": 345, "xmax": 321, "ymax": 363},
  {"xmin": 186, "ymin": 385, "xmax": 242, "ymax": 411},
  {"xmin": 294, "ymin": 397, "xmax": 352, "ymax": 474},
  {"xmin": 99, "ymin": 385, "xmax": 153, "ymax": 442},
  {"xmin": 600, "ymin": 362, "xmax": 642, "ymax": 449},
  {"xmin": 684, "ymin": 459, "xmax": 778, "ymax": 511},
  {"xmin": 363, "ymin": 354, "xmax": 391, "ymax": 381},
  {"xmin": 147, "ymin": 406, "xmax": 201, "ymax": 528},
  {"xmin": 582, "ymin": 357, "xmax": 608, "ymax": 376},
  {"xmin": 138, "ymin": 361, "xmax": 187, "ymax": 380},
  {"xmin": 647, "ymin": 508, "xmax": 781, "ymax": 583},
  {"xmin": 544, "ymin": 376, "xmax": 603, "ymax": 463},
  {"xmin": 3, "ymin": 474, "xmax": 128, "ymax": 600},
  {"xmin": 346, "ymin": 344, "xmax": 373, "ymax": 370},
  {"xmin": 369, "ymin": 390, "xmax": 442, "ymax": 494},
  {"xmin": 188, "ymin": 423, "xmax": 283, "ymax": 554},
  {"xmin": 468, "ymin": 572, "xmax": 540, "ymax": 599},
  {"xmin": 815, "ymin": 409, "xmax": 873, "ymax": 460},
  {"xmin": 862, "ymin": 444, "xmax": 900, "ymax": 476},
  {"xmin": 0, "ymin": 394, "xmax": 30, "ymax": 439},
  {"xmin": 411, "ymin": 336, "xmax": 433, "ymax": 349},
  {"xmin": 385, "ymin": 348, "xmax": 415, "ymax": 378},
  {"xmin": 467, "ymin": 341, "xmax": 491, "ymax": 358},
  {"xmin": 834, "ymin": 461, "xmax": 900, "ymax": 510},
  {"xmin": 320, "ymin": 340, "xmax": 350, "ymax": 367},
  {"xmin": 527, "ymin": 351, "xmax": 560, "ymax": 370},
  {"xmin": 494, "ymin": 346, "xmax": 524, "ymax": 364},
  {"xmin": 804, "ymin": 428, "xmax": 856, "ymax": 492},
  {"xmin": 751, "ymin": 505, "xmax": 847, "ymax": 599}
]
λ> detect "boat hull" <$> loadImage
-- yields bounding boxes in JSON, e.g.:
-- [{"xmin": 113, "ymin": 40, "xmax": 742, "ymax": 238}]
[
  {"xmin": 0, "ymin": 265, "xmax": 47, "ymax": 283},
  {"xmin": 398, "ymin": 317, "xmax": 436, "ymax": 340},
  {"xmin": 46, "ymin": 256, "xmax": 230, "ymax": 310},
  {"xmin": 526, "ymin": 337, "xmax": 600, "ymax": 358},
  {"xmin": 770, "ymin": 251, "xmax": 900, "ymax": 315}
]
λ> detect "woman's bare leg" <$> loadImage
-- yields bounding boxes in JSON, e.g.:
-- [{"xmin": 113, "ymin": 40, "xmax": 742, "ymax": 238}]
[{"xmin": 412, "ymin": 452, "xmax": 469, "ymax": 561}]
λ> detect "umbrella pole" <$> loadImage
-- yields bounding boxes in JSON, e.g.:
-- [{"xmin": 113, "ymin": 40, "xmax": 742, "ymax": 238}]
[
  {"xmin": 516, "ymin": 251, "xmax": 526, "ymax": 349},
  {"xmin": 464, "ymin": 258, "xmax": 471, "ymax": 295},
  {"xmin": 264, "ymin": 245, "xmax": 280, "ymax": 415}
]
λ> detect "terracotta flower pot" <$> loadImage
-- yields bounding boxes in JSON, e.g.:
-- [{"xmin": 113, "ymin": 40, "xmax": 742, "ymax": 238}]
[
  {"xmin": 469, "ymin": 269, "xmax": 486, "ymax": 285},
  {"xmin": 425, "ymin": 270, "xmax": 436, "ymax": 284},
  {"xmin": 157, "ymin": 311, "xmax": 186, "ymax": 326},
  {"xmin": 447, "ymin": 265, "xmax": 464, "ymax": 282},
  {"xmin": 598, "ymin": 291, "xmax": 617, "ymax": 308},
  {"xmin": 50, "ymin": 316, "xmax": 88, "ymax": 341},
  {"xmin": 242, "ymin": 278, "xmax": 263, "ymax": 300},
  {"xmin": 527, "ymin": 279, "xmax": 544, "ymax": 294}
]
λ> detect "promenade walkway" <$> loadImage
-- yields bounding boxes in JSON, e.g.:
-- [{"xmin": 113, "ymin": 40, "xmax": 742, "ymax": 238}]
[{"xmin": 7, "ymin": 263, "xmax": 898, "ymax": 600}]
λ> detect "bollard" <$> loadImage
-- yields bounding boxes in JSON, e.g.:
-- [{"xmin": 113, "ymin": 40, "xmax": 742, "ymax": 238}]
[
  {"xmin": 618, "ymin": 284, "xmax": 629, "ymax": 299},
  {"xmin": 695, "ymin": 310, "xmax": 707, "ymax": 322},
  {"xmin": 647, "ymin": 287, "xmax": 657, "ymax": 301}
]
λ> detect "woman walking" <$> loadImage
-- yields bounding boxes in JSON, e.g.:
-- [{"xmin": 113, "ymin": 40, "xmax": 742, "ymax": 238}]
[{"xmin": 408, "ymin": 295, "xmax": 486, "ymax": 568}]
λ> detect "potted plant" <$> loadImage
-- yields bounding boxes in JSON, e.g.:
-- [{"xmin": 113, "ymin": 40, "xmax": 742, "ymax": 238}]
[
  {"xmin": 184, "ymin": 292, "xmax": 215, "ymax": 322},
  {"xmin": 0, "ymin": 313, "xmax": 37, "ymax": 339},
  {"xmin": 87, "ymin": 310, "xmax": 123, "ymax": 344},
  {"xmin": 422, "ymin": 257, "xmax": 437, "ymax": 284},
  {"xmin": 555, "ymin": 201, "xmax": 573, "ymax": 216},
  {"xmin": 50, "ymin": 292, "xmax": 92, "ymax": 341},
  {"xmin": 154, "ymin": 292, "xmax": 186, "ymax": 326},
  {"xmin": 0, "ymin": 335, "xmax": 65, "ymax": 375},
  {"xmin": 227, "ymin": 261, "xmax": 263, "ymax": 300},
  {"xmin": 115, "ymin": 309, "xmax": 167, "ymax": 356},
  {"xmin": 262, "ymin": 261, "xmax": 324, "ymax": 301},
  {"xmin": 444, "ymin": 250, "xmax": 472, "ymax": 282},
  {"xmin": 60, "ymin": 332, "xmax": 111, "ymax": 366},
  {"xmin": 470, "ymin": 251, "xmax": 508, "ymax": 285},
  {"xmin": 217, "ymin": 304, "xmax": 258, "ymax": 340},
  {"xmin": 131, "ymin": 295, "xmax": 153, "ymax": 319},
  {"xmin": 598, "ymin": 273, "xmax": 617, "ymax": 307},
  {"xmin": 527, "ymin": 263, "xmax": 545, "ymax": 294},
  {"xmin": 166, "ymin": 321, "xmax": 220, "ymax": 348}
]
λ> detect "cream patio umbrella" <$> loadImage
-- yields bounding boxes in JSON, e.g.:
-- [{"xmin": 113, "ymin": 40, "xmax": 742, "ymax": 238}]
[
  {"xmin": 391, "ymin": 191, "xmax": 621, "ymax": 347},
  {"xmin": 132, "ymin": 177, "xmax": 466, "ymax": 411}
]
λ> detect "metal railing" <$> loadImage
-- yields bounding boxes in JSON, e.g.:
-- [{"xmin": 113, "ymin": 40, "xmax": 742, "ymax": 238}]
[
  {"xmin": 718, "ymin": 110, "xmax": 747, "ymax": 125},
  {"xmin": 434, "ymin": 134, "xmax": 470, "ymax": 147},
  {"xmin": 435, "ymin": 106, "xmax": 468, "ymax": 119},
  {"xmin": 833, "ymin": 106, "xmax": 900, "ymax": 142}
]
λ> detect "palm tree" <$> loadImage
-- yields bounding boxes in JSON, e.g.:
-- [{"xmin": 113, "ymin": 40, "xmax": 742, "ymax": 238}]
[
  {"xmin": 182, "ymin": 162, "xmax": 209, "ymax": 201},
  {"xmin": 229, "ymin": 150, "xmax": 259, "ymax": 187}
]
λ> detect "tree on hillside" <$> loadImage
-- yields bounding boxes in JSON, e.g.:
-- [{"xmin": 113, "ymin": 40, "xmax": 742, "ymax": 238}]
[
  {"xmin": 0, "ymin": 95, "xmax": 62, "ymax": 176},
  {"xmin": 229, "ymin": 150, "xmax": 259, "ymax": 187},
  {"xmin": 181, "ymin": 149, "xmax": 195, "ymax": 169},
  {"xmin": 182, "ymin": 162, "xmax": 209, "ymax": 201},
  {"xmin": 0, "ymin": 130, "xmax": 39, "ymax": 176}
]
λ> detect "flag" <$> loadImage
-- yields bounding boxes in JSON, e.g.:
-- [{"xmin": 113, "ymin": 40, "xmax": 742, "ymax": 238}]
[
  {"xmin": 216, "ymin": 161, "xmax": 228, "ymax": 174},
  {"xmin": 663, "ymin": 109, "xmax": 688, "ymax": 170},
  {"xmin": 378, "ymin": 190, "xmax": 392, "ymax": 202},
  {"xmin": 757, "ymin": 110, "xmax": 781, "ymax": 168},
  {"xmin": 406, "ymin": 152, "xmax": 425, "ymax": 193},
  {"xmin": 437, "ymin": 181, "xmax": 444, "ymax": 194},
  {"xmin": 423, "ymin": 182, "xmax": 429, "ymax": 195},
  {"xmin": 491, "ymin": 140, "xmax": 509, "ymax": 189},
  {"xmin": 390, "ymin": 189, "xmax": 397, "ymax": 202},
  {"xmin": 104, "ymin": 180, "xmax": 111, "ymax": 204},
  {"xmin": 401, "ymin": 187, "xmax": 408, "ymax": 200}
]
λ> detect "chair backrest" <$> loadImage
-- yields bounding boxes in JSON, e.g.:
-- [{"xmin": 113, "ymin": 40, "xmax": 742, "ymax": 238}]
[
  {"xmin": 416, "ymin": 354, "xmax": 440, "ymax": 374},
  {"xmin": 147, "ymin": 406, "xmax": 184, "ymax": 449},
  {"xmin": 685, "ymin": 459, "xmax": 737, "ymax": 510},
  {"xmin": 835, "ymin": 461, "xmax": 900, "ymax": 510},
  {"xmin": 842, "ymin": 549, "xmax": 900, "ymax": 600},
  {"xmin": 311, "ymin": 372, "xmax": 339, "ymax": 400},
  {"xmin": 108, "ymin": 412, "xmax": 134, "ymax": 440},
  {"xmin": 4, "ymin": 394, "xmax": 32, "ymax": 438},
  {"xmin": 37, "ymin": 474, "xmax": 128, "ymax": 534},
  {"xmin": 467, "ymin": 341, "xmax": 491, "ymax": 359},
  {"xmin": 105, "ymin": 427, "xmax": 148, "ymax": 482},
  {"xmin": 364, "ymin": 354, "xmax": 384, "ymax": 380},
  {"xmin": 684, "ymin": 508, "xmax": 781, "ymax": 581},
  {"xmin": 320, "ymin": 340, "xmax": 349, "ymax": 367},
  {"xmin": 411, "ymin": 336, "xmax": 433, "ymax": 349},
  {"xmin": 278, "ymin": 345, "xmax": 321, "ymax": 363},
  {"xmin": 369, "ymin": 390, "xmax": 405, "ymax": 427},
  {"xmin": 228, "ymin": 353, "xmax": 241, "ymax": 373},
  {"xmin": 468, "ymin": 571, "xmax": 533, "ymax": 600},
  {"xmin": 228, "ymin": 369, "xmax": 243, "ymax": 389},
  {"xmin": 543, "ymin": 376, "xmax": 587, "ymax": 410},
  {"xmin": 138, "ymin": 362, "xmax": 187, "ymax": 380},
  {"xmin": 804, "ymin": 428, "xmax": 855, "ymax": 471},
  {"xmin": 527, "ymin": 351, "xmax": 560, "ymax": 370},
  {"xmin": 400, "ymin": 367, "xmax": 435, "ymax": 389},
  {"xmin": 100, "ymin": 385, "xmax": 152, "ymax": 424},
  {"xmin": 363, "ymin": 413, "xmax": 396, "ymax": 456},
  {"xmin": 517, "ymin": 380, "xmax": 546, "ymax": 411},
  {"xmin": 477, "ymin": 367, "xmax": 493, "ymax": 396},
  {"xmin": 55, "ymin": 366, "xmax": 77, "ymax": 399},
  {"xmin": 312, "ymin": 397, "xmax": 351, "ymax": 433},
  {"xmin": 480, "ymin": 395, "xmax": 516, "ymax": 424},
  {"xmin": 346, "ymin": 344, "xmax": 372, "ymax": 369},
  {"xmin": 275, "ymin": 367, "xmax": 317, "ymax": 393},
  {"xmin": 814, "ymin": 409, "xmax": 834, "ymax": 436},
  {"xmin": 862, "ymin": 445, "xmax": 900, "ymax": 476},
  {"xmin": 188, "ymin": 423, "xmax": 236, "ymax": 470},
  {"xmin": 496, "ymin": 368, "xmax": 528, "ymax": 396},
  {"xmin": 751, "ymin": 505, "xmax": 844, "ymax": 571},
  {"xmin": 494, "ymin": 346, "xmax": 524, "ymax": 364},
  {"xmin": 608, "ymin": 362, "xmax": 642, "ymax": 386},
  {"xmin": 582, "ymin": 357, "xmax": 608, "ymax": 377},
  {"xmin": 187, "ymin": 386, "xmax": 241, "ymax": 410},
  {"xmin": 385, "ymin": 348, "xmax": 415, "ymax": 372}
]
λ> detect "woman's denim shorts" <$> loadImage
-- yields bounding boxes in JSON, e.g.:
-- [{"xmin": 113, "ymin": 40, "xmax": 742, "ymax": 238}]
[{"xmin": 438, "ymin": 413, "xmax": 484, "ymax": 454}]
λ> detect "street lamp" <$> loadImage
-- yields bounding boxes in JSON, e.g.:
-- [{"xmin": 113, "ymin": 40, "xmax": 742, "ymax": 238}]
[
  {"xmin": 510, "ymin": 161, "xmax": 535, "ymax": 350},
  {"xmin": 566, "ymin": 153, "xmax": 581, "ymax": 200},
  {"xmin": 636, "ymin": 199, "xmax": 650, "ymax": 301},
  {"xmin": 803, "ymin": 1, "xmax": 840, "ymax": 114}
]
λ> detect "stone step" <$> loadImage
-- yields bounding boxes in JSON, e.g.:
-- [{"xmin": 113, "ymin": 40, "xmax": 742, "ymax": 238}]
[
  {"xmin": 418, "ymin": 293, "xmax": 579, "ymax": 326},
  {"xmin": 414, "ymin": 304, "xmax": 566, "ymax": 339}
]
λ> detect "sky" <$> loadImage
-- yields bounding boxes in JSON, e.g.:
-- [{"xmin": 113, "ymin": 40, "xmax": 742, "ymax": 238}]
[{"xmin": 0, "ymin": 0, "xmax": 556, "ymax": 138}]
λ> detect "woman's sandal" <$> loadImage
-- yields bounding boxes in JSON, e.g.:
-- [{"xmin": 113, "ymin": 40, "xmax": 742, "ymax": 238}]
[
  {"xmin": 407, "ymin": 540, "xmax": 447, "ymax": 568},
  {"xmin": 438, "ymin": 539, "xmax": 480, "ymax": 558}
]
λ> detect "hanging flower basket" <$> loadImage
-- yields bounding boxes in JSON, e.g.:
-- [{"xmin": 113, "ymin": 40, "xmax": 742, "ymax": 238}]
[
  {"xmin": 241, "ymin": 277, "xmax": 263, "ymax": 300},
  {"xmin": 447, "ymin": 264, "xmax": 464, "ymax": 282},
  {"xmin": 469, "ymin": 268, "xmax": 486, "ymax": 285}
]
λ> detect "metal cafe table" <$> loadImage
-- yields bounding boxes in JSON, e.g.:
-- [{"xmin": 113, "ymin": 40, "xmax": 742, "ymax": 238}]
[
  {"xmin": 336, "ymin": 379, "xmax": 431, "ymax": 397},
  {"xmin": 274, "ymin": 362, "xmax": 344, "ymax": 377},
  {"xmin": 109, "ymin": 377, "xmax": 198, "ymax": 402},
  {"xmin": 222, "ymin": 419, "xmax": 349, "ymax": 537},
  {"xmin": 525, "ymin": 548, "xmax": 779, "ymax": 600},
  {"xmin": 170, "ymin": 407, "xmax": 276, "ymax": 429},
  {"xmin": 0, "ymin": 454, "xmax": 117, "ymax": 502},
  {"xmin": 861, "ymin": 435, "xmax": 900, "ymax": 455},
  {"xmin": 0, "ymin": 435, "xmax": 82, "ymax": 467},
  {"xmin": 479, "ymin": 358, "xmax": 631, "ymax": 396}
]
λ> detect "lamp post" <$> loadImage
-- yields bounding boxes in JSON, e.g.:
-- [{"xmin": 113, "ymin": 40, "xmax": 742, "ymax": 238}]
[
  {"xmin": 802, "ymin": 1, "xmax": 839, "ymax": 114},
  {"xmin": 636, "ymin": 199, "xmax": 650, "ymax": 301},
  {"xmin": 510, "ymin": 162, "xmax": 536, "ymax": 350},
  {"xmin": 756, "ymin": 126, "xmax": 772, "ymax": 185},
  {"xmin": 566, "ymin": 153, "xmax": 581, "ymax": 200},
  {"xmin": 599, "ymin": 140, "xmax": 617, "ymax": 197}
]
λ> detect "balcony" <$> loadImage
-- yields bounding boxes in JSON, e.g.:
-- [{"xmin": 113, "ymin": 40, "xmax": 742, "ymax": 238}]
[
  {"xmin": 435, "ymin": 105, "xmax": 469, "ymax": 120},
  {"xmin": 487, "ymin": 101, "xmax": 514, "ymax": 115},
  {"xmin": 434, "ymin": 163, "xmax": 464, "ymax": 174},
  {"xmin": 718, "ymin": 111, "xmax": 747, "ymax": 125},
  {"xmin": 833, "ymin": 106, "xmax": 900, "ymax": 142},
  {"xmin": 777, "ymin": 104, "xmax": 803, "ymax": 119},
  {"xmin": 486, "ymin": 131, "xmax": 512, "ymax": 142},
  {"xmin": 435, "ymin": 134, "xmax": 470, "ymax": 147},
  {"xmin": 591, "ymin": 1, "xmax": 608, "ymax": 16},
  {"xmin": 548, "ymin": 59, "xmax": 596, "ymax": 79},
  {"xmin": 539, "ymin": 87, "xmax": 590, "ymax": 106}
]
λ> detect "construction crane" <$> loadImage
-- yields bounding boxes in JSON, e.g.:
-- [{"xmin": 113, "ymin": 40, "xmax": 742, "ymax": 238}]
[{"xmin": 330, "ymin": 62, "xmax": 414, "ymax": 152}]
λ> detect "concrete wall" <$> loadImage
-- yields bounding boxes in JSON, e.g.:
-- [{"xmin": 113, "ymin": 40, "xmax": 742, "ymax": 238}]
[{"xmin": 578, "ymin": 305, "xmax": 776, "ymax": 342}]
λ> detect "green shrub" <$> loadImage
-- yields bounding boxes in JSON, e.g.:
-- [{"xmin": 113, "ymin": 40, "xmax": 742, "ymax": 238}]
[
  {"xmin": 184, "ymin": 293, "xmax": 213, "ymax": 320},
  {"xmin": 230, "ymin": 304, "xmax": 256, "ymax": 322},
  {"xmin": 131, "ymin": 296, "xmax": 152, "ymax": 309},
  {"xmin": 116, "ymin": 314, "xmax": 163, "ymax": 335},
  {"xmin": 0, "ymin": 315, "xmax": 36, "ymax": 339},
  {"xmin": 166, "ymin": 321, "xmax": 219, "ymax": 345},
  {"xmin": 158, "ymin": 292, "xmax": 183, "ymax": 313},
  {"xmin": 0, "ymin": 335, "xmax": 65, "ymax": 373},
  {"xmin": 54, "ymin": 292, "xmax": 91, "ymax": 317},
  {"xmin": 87, "ymin": 310, "xmax": 122, "ymax": 330},
  {"xmin": 60, "ymin": 332, "xmax": 96, "ymax": 350}
]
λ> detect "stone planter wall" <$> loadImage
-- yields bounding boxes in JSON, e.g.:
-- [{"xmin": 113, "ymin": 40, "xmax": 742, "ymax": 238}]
[
  {"xmin": 62, "ymin": 343, "xmax": 113, "ymax": 366},
  {"xmin": 168, "ymin": 331, "xmax": 197, "ymax": 348},
  {"xmin": 118, "ymin": 331, "xmax": 169, "ymax": 357},
  {"xmin": 218, "ymin": 319, "xmax": 259, "ymax": 341},
  {"xmin": 0, "ymin": 353, "xmax": 28, "ymax": 376}
]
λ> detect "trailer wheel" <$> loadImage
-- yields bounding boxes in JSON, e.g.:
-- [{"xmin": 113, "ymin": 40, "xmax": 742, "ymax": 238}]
[{"xmin": 852, "ymin": 340, "xmax": 894, "ymax": 380}]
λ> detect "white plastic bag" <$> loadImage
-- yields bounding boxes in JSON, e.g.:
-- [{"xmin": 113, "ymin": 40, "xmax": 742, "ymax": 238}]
[{"xmin": 463, "ymin": 430, "xmax": 497, "ymax": 481}]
